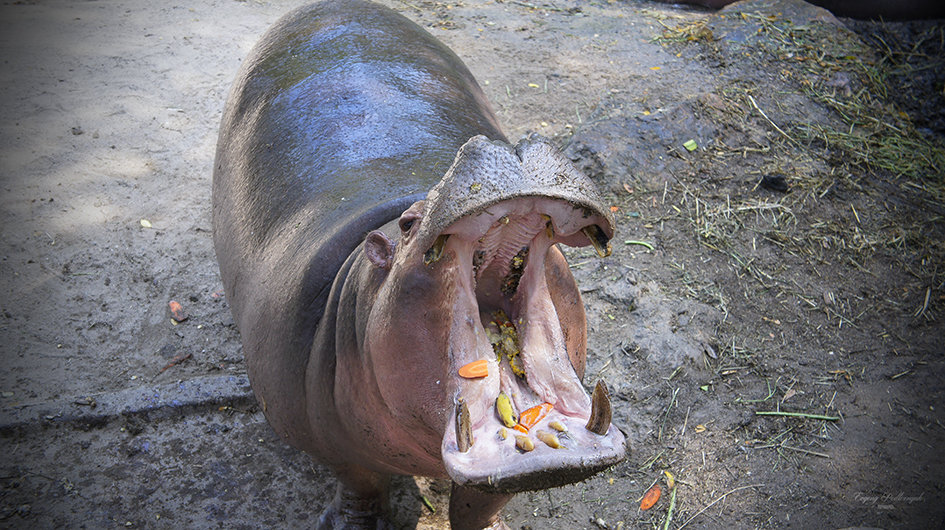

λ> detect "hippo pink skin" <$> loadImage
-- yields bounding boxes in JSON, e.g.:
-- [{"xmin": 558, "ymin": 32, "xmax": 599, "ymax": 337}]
[
  {"xmin": 212, "ymin": 1, "xmax": 626, "ymax": 528},
  {"xmin": 651, "ymin": 0, "xmax": 945, "ymax": 19}
]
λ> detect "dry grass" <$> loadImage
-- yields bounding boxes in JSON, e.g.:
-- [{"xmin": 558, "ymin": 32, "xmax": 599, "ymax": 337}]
[
  {"xmin": 650, "ymin": 11, "xmax": 945, "ymax": 345},
  {"xmin": 663, "ymin": 11, "xmax": 945, "ymax": 193},
  {"xmin": 656, "ymin": 19, "xmax": 714, "ymax": 44},
  {"xmin": 745, "ymin": 14, "xmax": 944, "ymax": 190}
]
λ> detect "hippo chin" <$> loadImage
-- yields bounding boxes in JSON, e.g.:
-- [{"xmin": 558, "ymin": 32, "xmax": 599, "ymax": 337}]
[{"xmin": 212, "ymin": 1, "xmax": 626, "ymax": 528}]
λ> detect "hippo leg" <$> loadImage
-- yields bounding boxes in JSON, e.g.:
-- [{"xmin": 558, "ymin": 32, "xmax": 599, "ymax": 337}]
[
  {"xmin": 449, "ymin": 483, "xmax": 513, "ymax": 530},
  {"xmin": 317, "ymin": 465, "xmax": 393, "ymax": 530}
]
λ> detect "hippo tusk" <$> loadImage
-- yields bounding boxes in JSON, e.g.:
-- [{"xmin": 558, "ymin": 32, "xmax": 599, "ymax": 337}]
[
  {"xmin": 456, "ymin": 398, "xmax": 473, "ymax": 452},
  {"xmin": 585, "ymin": 380, "xmax": 612, "ymax": 435},
  {"xmin": 581, "ymin": 225, "xmax": 612, "ymax": 258},
  {"xmin": 424, "ymin": 234, "xmax": 450, "ymax": 265}
]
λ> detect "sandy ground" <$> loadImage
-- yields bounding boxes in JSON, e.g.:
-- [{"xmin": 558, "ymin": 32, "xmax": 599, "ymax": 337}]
[{"xmin": 1, "ymin": 0, "xmax": 943, "ymax": 528}]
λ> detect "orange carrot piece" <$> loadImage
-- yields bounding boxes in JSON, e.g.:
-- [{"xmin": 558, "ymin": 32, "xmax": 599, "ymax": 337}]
[
  {"xmin": 512, "ymin": 424, "xmax": 529, "ymax": 434},
  {"xmin": 168, "ymin": 300, "xmax": 188, "ymax": 322},
  {"xmin": 640, "ymin": 484, "xmax": 661, "ymax": 511},
  {"xmin": 458, "ymin": 359, "xmax": 489, "ymax": 379},
  {"xmin": 518, "ymin": 402, "xmax": 553, "ymax": 430}
]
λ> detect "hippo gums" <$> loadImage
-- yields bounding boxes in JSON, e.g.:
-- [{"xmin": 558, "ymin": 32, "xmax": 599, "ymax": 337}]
[{"xmin": 212, "ymin": 0, "xmax": 626, "ymax": 528}]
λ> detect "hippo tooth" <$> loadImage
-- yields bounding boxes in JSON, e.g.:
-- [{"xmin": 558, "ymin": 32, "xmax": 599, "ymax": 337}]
[
  {"xmin": 514, "ymin": 435, "xmax": 534, "ymax": 452},
  {"xmin": 581, "ymin": 225, "xmax": 612, "ymax": 258},
  {"xmin": 423, "ymin": 234, "xmax": 450, "ymax": 265},
  {"xmin": 585, "ymin": 380, "xmax": 612, "ymax": 435},
  {"xmin": 456, "ymin": 398, "xmax": 473, "ymax": 452},
  {"xmin": 549, "ymin": 420, "xmax": 567, "ymax": 432},
  {"xmin": 536, "ymin": 430, "xmax": 564, "ymax": 449}
]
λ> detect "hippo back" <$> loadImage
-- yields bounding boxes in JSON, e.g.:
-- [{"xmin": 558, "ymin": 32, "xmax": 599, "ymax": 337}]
[{"xmin": 212, "ymin": 0, "xmax": 504, "ymax": 443}]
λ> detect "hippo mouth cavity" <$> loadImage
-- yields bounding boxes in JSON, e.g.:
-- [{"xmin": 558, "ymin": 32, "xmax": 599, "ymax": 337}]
[{"xmin": 434, "ymin": 197, "xmax": 626, "ymax": 493}]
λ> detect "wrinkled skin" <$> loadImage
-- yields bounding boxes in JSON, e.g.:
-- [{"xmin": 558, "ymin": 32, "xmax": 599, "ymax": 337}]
[{"xmin": 212, "ymin": 1, "xmax": 625, "ymax": 528}]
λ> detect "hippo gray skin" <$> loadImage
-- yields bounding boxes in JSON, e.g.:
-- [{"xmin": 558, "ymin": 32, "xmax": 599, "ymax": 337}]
[{"xmin": 212, "ymin": 1, "xmax": 625, "ymax": 528}]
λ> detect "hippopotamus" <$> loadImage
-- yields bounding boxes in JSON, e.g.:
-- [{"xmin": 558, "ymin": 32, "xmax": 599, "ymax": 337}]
[{"xmin": 212, "ymin": 1, "xmax": 625, "ymax": 528}]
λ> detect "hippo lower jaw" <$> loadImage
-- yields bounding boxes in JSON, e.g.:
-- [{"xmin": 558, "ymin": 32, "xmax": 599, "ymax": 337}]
[
  {"xmin": 444, "ymin": 386, "xmax": 627, "ymax": 493},
  {"xmin": 435, "ymin": 196, "xmax": 627, "ymax": 494}
]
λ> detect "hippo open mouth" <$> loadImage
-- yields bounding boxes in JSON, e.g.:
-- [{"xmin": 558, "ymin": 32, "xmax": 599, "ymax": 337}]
[{"xmin": 420, "ymin": 136, "xmax": 626, "ymax": 493}]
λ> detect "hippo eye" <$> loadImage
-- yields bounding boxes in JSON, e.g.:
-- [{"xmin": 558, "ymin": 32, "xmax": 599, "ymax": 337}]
[{"xmin": 399, "ymin": 217, "xmax": 416, "ymax": 232}]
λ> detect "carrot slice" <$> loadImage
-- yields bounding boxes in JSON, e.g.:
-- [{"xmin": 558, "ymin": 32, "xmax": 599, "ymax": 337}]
[
  {"xmin": 518, "ymin": 402, "xmax": 553, "ymax": 430},
  {"xmin": 168, "ymin": 300, "xmax": 188, "ymax": 322},
  {"xmin": 458, "ymin": 359, "xmax": 489, "ymax": 379},
  {"xmin": 640, "ymin": 484, "xmax": 661, "ymax": 511},
  {"xmin": 512, "ymin": 424, "xmax": 529, "ymax": 434}
]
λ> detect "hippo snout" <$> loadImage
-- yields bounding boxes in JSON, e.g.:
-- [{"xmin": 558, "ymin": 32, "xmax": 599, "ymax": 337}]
[{"xmin": 395, "ymin": 135, "xmax": 627, "ymax": 492}]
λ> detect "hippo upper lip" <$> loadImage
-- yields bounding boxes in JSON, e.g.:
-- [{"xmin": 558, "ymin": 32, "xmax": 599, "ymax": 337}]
[{"xmin": 414, "ymin": 134, "xmax": 615, "ymax": 260}]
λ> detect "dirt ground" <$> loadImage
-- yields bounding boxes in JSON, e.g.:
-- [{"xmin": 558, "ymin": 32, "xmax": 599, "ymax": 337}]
[{"xmin": 1, "ymin": 0, "xmax": 943, "ymax": 528}]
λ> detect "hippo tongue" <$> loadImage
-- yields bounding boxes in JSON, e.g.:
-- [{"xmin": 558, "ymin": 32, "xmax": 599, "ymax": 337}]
[{"xmin": 426, "ymin": 136, "xmax": 625, "ymax": 493}]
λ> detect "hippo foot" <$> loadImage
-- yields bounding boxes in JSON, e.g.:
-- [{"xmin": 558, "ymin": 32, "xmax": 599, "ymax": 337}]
[{"xmin": 316, "ymin": 477, "xmax": 394, "ymax": 530}]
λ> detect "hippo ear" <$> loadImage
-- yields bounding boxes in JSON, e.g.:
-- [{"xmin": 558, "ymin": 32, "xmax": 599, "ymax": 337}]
[{"xmin": 365, "ymin": 230, "xmax": 395, "ymax": 270}]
